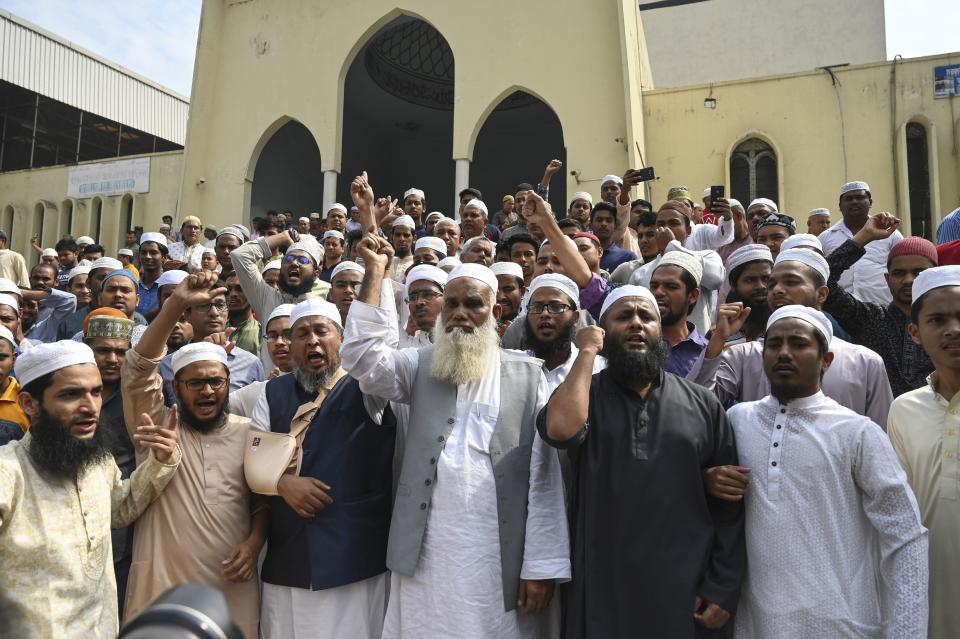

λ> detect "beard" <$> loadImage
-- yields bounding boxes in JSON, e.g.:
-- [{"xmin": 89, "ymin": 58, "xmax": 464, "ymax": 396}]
[
  {"xmin": 279, "ymin": 271, "xmax": 316, "ymax": 297},
  {"xmin": 603, "ymin": 335, "xmax": 670, "ymax": 385},
  {"xmin": 727, "ymin": 288, "xmax": 772, "ymax": 335},
  {"xmin": 177, "ymin": 399, "xmax": 227, "ymax": 433},
  {"xmin": 430, "ymin": 314, "xmax": 499, "ymax": 385},
  {"xmin": 27, "ymin": 407, "xmax": 108, "ymax": 482},
  {"xmin": 524, "ymin": 319, "xmax": 575, "ymax": 364},
  {"xmin": 294, "ymin": 353, "xmax": 342, "ymax": 394}
]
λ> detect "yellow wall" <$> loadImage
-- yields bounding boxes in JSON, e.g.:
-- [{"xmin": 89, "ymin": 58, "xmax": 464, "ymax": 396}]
[
  {"xmin": 643, "ymin": 52, "xmax": 960, "ymax": 235},
  {"xmin": 0, "ymin": 151, "xmax": 183, "ymax": 259},
  {"xmin": 179, "ymin": 0, "xmax": 651, "ymax": 226}
]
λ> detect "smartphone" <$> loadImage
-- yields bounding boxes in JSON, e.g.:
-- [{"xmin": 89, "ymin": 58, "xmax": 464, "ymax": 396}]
[
  {"xmin": 710, "ymin": 185, "xmax": 724, "ymax": 211},
  {"xmin": 636, "ymin": 167, "xmax": 656, "ymax": 182}
]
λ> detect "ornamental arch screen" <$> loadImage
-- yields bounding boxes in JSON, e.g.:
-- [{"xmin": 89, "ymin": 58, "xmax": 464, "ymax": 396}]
[{"xmin": 730, "ymin": 138, "xmax": 778, "ymax": 205}]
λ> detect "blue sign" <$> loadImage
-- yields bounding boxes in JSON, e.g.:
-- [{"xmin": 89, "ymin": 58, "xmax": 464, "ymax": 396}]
[{"xmin": 935, "ymin": 64, "xmax": 960, "ymax": 98}]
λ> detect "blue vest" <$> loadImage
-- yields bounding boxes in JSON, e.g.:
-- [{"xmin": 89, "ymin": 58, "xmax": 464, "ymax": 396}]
[{"xmin": 260, "ymin": 373, "xmax": 396, "ymax": 590}]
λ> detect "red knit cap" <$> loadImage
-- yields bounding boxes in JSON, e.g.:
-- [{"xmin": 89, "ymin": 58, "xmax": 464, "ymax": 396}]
[{"xmin": 888, "ymin": 236, "xmax": 938, "ymax": 266}]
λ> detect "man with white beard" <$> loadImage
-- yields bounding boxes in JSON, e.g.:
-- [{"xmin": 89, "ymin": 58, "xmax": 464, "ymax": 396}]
[{"xmin": 341, "ymin": 233, "xmax": 570, "ymax": 638}]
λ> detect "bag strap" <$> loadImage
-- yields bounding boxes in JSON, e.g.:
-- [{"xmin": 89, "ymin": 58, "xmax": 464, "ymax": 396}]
[{"xmin": 286, "ymin": 367, "xmax": 348, "ymax": 473}]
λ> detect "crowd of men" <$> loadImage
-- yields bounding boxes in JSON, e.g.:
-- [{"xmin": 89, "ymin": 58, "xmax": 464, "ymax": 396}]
[{"xmin": 1, "ymin": 157, "xmax": 959, "ymax": 638}]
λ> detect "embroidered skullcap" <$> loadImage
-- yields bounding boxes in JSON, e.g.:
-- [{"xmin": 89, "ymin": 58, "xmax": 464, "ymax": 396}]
[
  {"xmin": 424, "ymin": 212, "xmax": 445, "ymax": 226},
  {"xmin": 415, "ymin": 236, "xmax": 447, "ymax": 255},
  {"xmin": 118, "ymin": 248, "xmax": 134, "ymax": 257},
  {"xmin": 808, "ymin": 208, "xmax": 831, "ymax": 219},
  {"xmin": 286, "ymin": 238, "xmax": 322, "ymax": 265},
  {"xmin": 0, "ymin": 326, "xmax": 14, "ymax": 348},
  {"xmin": 757, "ymin": 212, "xmax": 797, "ymax": 234},
  {"xmin": 289, "ymin": 298, "xmax": 342, "ymax": 330},
  {"xmin": 747, "ymin": 198, "xmax": 778, "ymax": 212},
  {"xmin": 766, "ymin": 304, "xmax": 832, "ymax": 345},
  {"xmin": 447, "ymin": 263, "xmax": 497, "ymax": 293},
  {"xmin": 840, "ymin": 181, "xmax": 871, "ymax": 196},
  {"xmin": 490, "ymin": 261, "xmax": 524, "ymax": 282},
  {"xmin": 323, "ymin": 230, "xmax": 345, "ymax": 242},
  {"xmin": 326, "ymin": 203, "xmax": 347, "ymax": 217},
  {"xmin": 266, "ymin": 303, "xmax": 295, "ymax": 326},
  {"xmin": 657, "ymin": 250, "xmax": 703, "ymax": 286},
  {"xmin": 330, "ymin": 261, "xmax": 365, "ymax": 280},
  {"xmin": 599, "ymin": 285, "xmax": 659, "ymax": 321},
  {"xmin": 101, "ymin": 269, "xmax": 137, "ymax": 287},
  {"xmin": 216, "ymin": 224, "xmax": 250, "ymax": 242},
  {"xmin": 437, "ymin": 256, "xmax": 461, "ymax": 271},
  {"xmin": 261, "ymin": 260, "xmax": 281, "ymax": 274},
  {"xmin": 570, "ymin": 191, "xmax": 593, "ymax": 206},
  {"xmin": 775, "ymin": 248, "xmax": 830, "ymax": 283},
  {"xmin": 156, "ymin": 270, "xmax": 188, "ymax": 288},
  {"xmin": 406, "ymin": 265, "xmax": 448, "ymax": 290},
  {"xmin": 726, "ymin": 244, "xmax": 773, "ymax": 276},
  {"xmin": 0, "ymin": 293, "xmax": 18, "ymax": 313},
  {"xmin": 601, "ymin": 175, "xmax": 623, "ymax": 186},
  {"xmin": 84, "ymin": 310, "xmax": 134, "ymax": 341},
  {"xmin": 41, "ymin": 248, "xmax": 58, "ymax": 258},
  {"xmin": 0, "ymin": 278, "xmax": 19, "ymax": 296},
  {"xmin": 527, "ymin": 273, "xmax": 580, "ymax": 308},
  {"xmin": 912, "ymin": 266, "xmax": 960, "ymax": 307},
  {"xmin": 90, "ymin": 257, "xmax": 123, "ymax": 272},
  {"xmin": 780, "ymin": 234, "xmax": 823, "ymax": 253},
  {"xmin": 463, "ymin": 199, "xmax": 489, "ymax": 217},
  {"xmin": 18, "ymin": 340, "xmax": 97, "ymax": 387},
  {"xmin": 392, "ymin": 215, "xmax": 416, "ymax": 229},
  {"xmin": 82, "ymin": 306, "xmax": 127, "ymax": 331},
  {"xmin": 139, "ymin": 231, "xmax": 168, "ymax": 247},
  {"xmin": 888, "ymin": 236, "xmax": 938, "ymax": 267},
  {"xmin": 667, "ymin": 186, "xmax": 693, "ymax": 202},
  {"xmin": 76, "ymin": 236, "xmax": 94, "ymax": 245},
  {"xmin": 403, "ymin": 188, "xmax": 425, "ymax": 202},
  {"xmin": 171, "ymin": 342, "xmax": 229, "ymax": 375},
  {"xmin": 67, "ymin": 265, "xmax": 92, "ymax": 281}
]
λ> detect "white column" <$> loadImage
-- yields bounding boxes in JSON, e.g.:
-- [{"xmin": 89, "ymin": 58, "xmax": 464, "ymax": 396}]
[
  {"xmin": 322, "ymin": 170, "xmax": 338, "ymax": 212},
  {"xmin": 454, "ymin": 158, "xmax": 470, "ymax": 222}
]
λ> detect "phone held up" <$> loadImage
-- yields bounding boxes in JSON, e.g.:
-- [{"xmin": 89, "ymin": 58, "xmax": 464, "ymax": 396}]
[{"xmin": 709, "ymin": 185, "xmax": 724, "ymax": 212}]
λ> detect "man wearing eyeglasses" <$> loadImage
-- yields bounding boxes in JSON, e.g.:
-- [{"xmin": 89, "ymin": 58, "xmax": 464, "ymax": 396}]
[
  {"xmin": 120, "ymin": 271, "xmax": 268, "ymax": 638},
  {"xmin": 401, "ymin": 264, "xmax": 447, "ymax": 349}
]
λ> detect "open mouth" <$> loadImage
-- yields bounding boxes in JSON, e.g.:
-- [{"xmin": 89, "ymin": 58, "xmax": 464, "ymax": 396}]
[{"xmin": 71, "ymin": 418, "xmax": 97, "ymax": 436}]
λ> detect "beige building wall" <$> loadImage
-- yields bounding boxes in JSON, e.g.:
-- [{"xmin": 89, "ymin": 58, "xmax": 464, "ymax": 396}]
[
  {"xmin": 643, "ymin": 52, "xmax": 960, "ymax": 236},
  {"xmin": 641, "ymin": 0, "xmax": 886, "ymax": 89},
  {"xmin": 0, "ymin": 151, "xmax": 183, "ymax": 260},
  {"xmin": 178, "ymin": 0, "xmax": 652, "ymax": 226}
]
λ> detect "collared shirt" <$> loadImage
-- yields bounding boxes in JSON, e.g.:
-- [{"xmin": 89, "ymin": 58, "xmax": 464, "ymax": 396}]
[
  {"xmin": 888, "ymin": 373, "xmax": 960, "ymax": 637},
  {"xmin": 599, "ymin": 243, "xmax": 637, "ymax": 273},
  {"xmin": 819, "ymin": 219, "xmax": 902, "ymax": 306},
  {"xmin": 730, "ymin": 392, "xmax": 928, "ymax": 638},
  {"xmin": 229, "ymin": 315, "xmax": 262, "ymax": 358},
  {"xmin": 0, "ymin": 376, "xmax": 28, "ymax": 433},
  {"xmin": 825, "ymin": 239, "xmax": 933, "ymax": 396},
  {"xmin": 136, "ymin": 277, "xmax": 159, "ymax": 317},
  {"xmin": 665, "ymin": 323, "xmax": 708, "ymax": 378},
  {"xmin": 24, "ymin": 288, "xmax": 77, "ymax": 344},
  {"xmin": 0, "ymin": 433, "xmax": 179, "ymax": 638},
  {"xmin": 936, "ymin": 207, "xmax": 960, "ymax": 244}
]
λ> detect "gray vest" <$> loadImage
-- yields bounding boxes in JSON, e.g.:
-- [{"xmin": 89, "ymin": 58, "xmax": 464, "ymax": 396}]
[{"xmin": 387, "ymin": 346, "xmax": 542, "ymax": 612}]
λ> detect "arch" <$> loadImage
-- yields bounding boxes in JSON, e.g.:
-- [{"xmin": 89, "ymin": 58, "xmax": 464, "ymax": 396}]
[
  {"xmin": 31, "ymin": 203, "xmax": 44, "ymax": 264},
  {"xmin": 470, "ymin": 89, "xmax": 566, "ymax": 211},
  {"xmin": 896, "ymin": 114, "xmax": 941, "ymax": 238},
  {"xmin": 0, "ymin": 206, "xmax": 13, "ymax": 243},
  {"xmin": 90, "ymin": 196, "xmax": 103, "ymax": 243},
  {"xmin": 59, "ymin": 198, "xmax": 75, "ymax": 239},
  {"xmin": 247, "ymin": 120, "xmax": 324, "ymax": 226},
  {"xmin": 726, "ymin": 133, "xmax": 783, "ymax": 207},
  {"xmin": 466, "ymin": 85, "xmax": 560, "ymax": 161},
  {"xmin": 120, "ymin": 193, "xmax": 135, "ymax": 249}
]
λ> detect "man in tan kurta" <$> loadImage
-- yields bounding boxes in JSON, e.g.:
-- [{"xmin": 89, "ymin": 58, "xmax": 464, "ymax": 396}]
[{"xmin": 121, "ymin": 270, "xmax": 267, "ymax": 639}]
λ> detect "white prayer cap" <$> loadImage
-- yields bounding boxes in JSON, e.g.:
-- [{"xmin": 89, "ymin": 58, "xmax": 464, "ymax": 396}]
[
  {"xmin": 447, "ymin": 263, "xmax": 497, "ymax": 293},
  {"xmin": 840, "ymin": 181, "xmax": 871, "ymax": 196},
  {"xmin": 780, "ymin": 233, "xmax": 823, "ymax": 253},
  {"xmin": 726, "ymin": 244, "xmax": 773, "ymax": 274},
  {"xmin": 309, "ymin": 212, "xmax": 321, "ymax": 220},
  {"xmin": 599, "ymin": 285, "xmax": 659, "ymax": 321},
  {"xmin": 601, "ymin": 174, "xmax": 623, "ymax": 186},
  {"xmin": 527, "ymin": 273, "xmax": 580, "ymax": 308},
  {"xmin": 424, "ymin": 212, "xmax": 445, "ymax": 225},
  {"xmin": 403, "ymin": 187, "xmax": 425, "ymax": 202},
  {"xmin": 808, "ymin": 208, "xmax": 831, "ymax": 219},
  {"xmin": 702, "ymin": 188, "xmax": 712, "ymax": 198},
  {"xmin": 461, "ymin": 235, "xmax": 494, "ymax": 253},
  {"xmin": 766, "ymin": 304, "xmax": 832, "ymax": 345},
  {"xmin": 463, "ymin": 199, "xmax": 489, "ymax": 217},
  {"xmin": 0, "ymin": 278, "xmax": 19, "ymax": 296},
  {"xmin": 570, "ymin": 191, "xmax": 593, "ymax": 206},
  {"xmin": 156, "ymin": 270, "xmax": 188, "ymax": 288},
  {"xmin": 78, "ymin": 259, "xmax": 92, "ymax": 266},
  {"xmin": 490, "ymin": 261, "xmax": 524, "ymax": 282},
  {"xmin": 67, "ymin": 265, "xmax": 92, "ymax": 281},
  {"xmin": 297, "ymin": 217, "xmax": 309, "ymax": 225},
  {"xmin": 323, "ymin": 230, "xmax": 345, "ymax": 241},
  {"xmin": 286, "ymin": 238, "xmax": 322, "ymax": 265},
  {"xmin": 415, "ymin": 236, "xmax": 447, "ymax": 255},
  {"xmin": 434, "ymin": 217, "xmax": 459, "ymax": 231},
  {"xmin": 775, "ymin": 248, "xmax": 830, "ymax": 283},
  {"xmin": 266, "ymin": 303, "xmax": 295, "ymax": 325},
  {"xmin": 0, "ymin": 325, "xmax": 15, "ymax": 348},
  {"xmin": 202, "ymin": 247, "xmax": 216, "ymax": 256},
  {"xmin": 139, "ymin": 231, "xmax": 168, "ymax": 247},
  {"xmin": 0, "ymin": 293, "xmax": 18, "ymax": 313},
  {"xmin": 326, "ymin": 203, "xmax": 347, "ymax": 216},
  {"xmin": 41, "ymin": 248, "xmax": 57, "ymax": 258},
  {"xmin": 289, "ymin": 298, "xmax": 342, "ymax": 330},
  {"xmin": 406, "ymin": 265, "xmax": 448, "ymax": 290},
  {"xmin": 656, "ymin": 251, "xmax": 703, "ymax": 287},
  {"xmin": 261, "ymin": 260, "xmax": 281, "ymax": 274},
  {"xmin": 912, "ymin": 266, "xmax": 960, "ymax": 306},
  {"xmin": 728, "ymin": 198, "xmax": 743, "ymax": 210},
  {"xmin": 76, "ymin": 236, "xmax": 94, "ymax": 245},
  {"xmin": 747, "ymin": 198, "xmax": 778, "ymax": 212},
  {"xmin": 18, "ymin": 340, "xmax": 97, "ymax": 387},
  {"xmin": 118, "ymin": 248, "xmax": 134, "ymax": 257},
  {"xmin": 330, "ymin": 261, "xmax": 365, "ymax": 280},
  {"xmin": 437, "ymin": 256, "xmax": 461, "ymax": 271},
  {"xmin": 392, "ymin": 215, "xmax": 417, "ymax": 229},
  {"xmin": 171, "ymin": 342, "xmax": 229, "ymax": 375},
  {"xmin": 90, "ymin": 257, "xmax": 123, "ymax": 272}
]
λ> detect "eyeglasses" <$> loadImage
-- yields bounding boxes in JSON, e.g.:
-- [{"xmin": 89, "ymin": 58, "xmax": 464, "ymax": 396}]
[
  {"xmin": 528, "ymin": 302, "xmax": 575, "ymax": 315},
  {"xmin": 264, "ymin": 330, "xmax": 292, "ymax": 342},
  {"xmin": 193, "ymin": 301, "xmax": 228, "ymax": 313},
  {"xmin": 405, "ymin": 290, "xmax": 443, "ymax": 304},
  {"xmin": 180, "ymin": 376, "xmax": 228, "ymax": 391},
  {"xmin": 282, "ymin": 254, "xmax": 312, "ymax": 266}
]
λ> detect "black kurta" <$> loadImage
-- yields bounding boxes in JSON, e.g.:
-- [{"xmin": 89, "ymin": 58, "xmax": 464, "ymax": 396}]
[{"xmin": 538, "ymin": 369, "xmax": 745, "ymax": 638}]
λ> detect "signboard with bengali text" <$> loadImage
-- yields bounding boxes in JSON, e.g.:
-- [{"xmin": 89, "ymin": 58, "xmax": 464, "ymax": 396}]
[{"xmin": 67, "ymin": 157, "xmax": 150, "ymax": 198}]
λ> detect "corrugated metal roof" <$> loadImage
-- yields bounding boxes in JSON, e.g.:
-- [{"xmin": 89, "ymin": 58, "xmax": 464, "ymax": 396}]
[{"xmin": 0, "ymin": 10, "xmax": 189, "ymax": 145}]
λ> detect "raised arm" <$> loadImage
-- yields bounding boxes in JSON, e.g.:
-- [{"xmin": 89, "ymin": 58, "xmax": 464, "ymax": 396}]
[
  {"xmin": 230, "ymin": 236, "xmax": 289, "ymax": 318},
  {"xmin": 523, "ymin": 191, "xmax": 592, "ymax": 288},
  {"xmin": 540, "ymin": 325, "xmax": 603, "ymax": 446}
]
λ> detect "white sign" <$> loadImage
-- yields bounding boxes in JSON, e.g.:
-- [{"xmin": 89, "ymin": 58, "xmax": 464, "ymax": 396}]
[{"xmin": 67, "ymin": 157, "xmax": 151, "ymax": 198}]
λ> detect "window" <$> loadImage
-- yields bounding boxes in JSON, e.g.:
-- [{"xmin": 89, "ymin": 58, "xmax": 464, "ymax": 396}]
[
  {"xmin": 730, "ymin": 138, "xmax": 778, "ymax": 205},
  {"xmin": 906, "ymin": 122, "xmax": 931, "ymax": 239}
]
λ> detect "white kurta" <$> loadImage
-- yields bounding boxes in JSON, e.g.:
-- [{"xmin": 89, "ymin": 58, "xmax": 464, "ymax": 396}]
[
  {"xmin": 524, "ymin": 344, "xmax": 608, "ymax": 394},
  {"xmin": 728, "ymin": 392, "xmax": 928, "ymax": 638},
  {"xmin": 887, "ymin": 374, "xmax": 960, "ymax": 639},
  {"xmin": 819, "ymin": 220, "xmax": 902, "ymax": 306},
  {"xmin": 686, "ymin": 216, "xmax": 735, "ymax": 252},
  {"xmin": 341, "ymin": 301, "xmax": 571, "ymax": 639}
]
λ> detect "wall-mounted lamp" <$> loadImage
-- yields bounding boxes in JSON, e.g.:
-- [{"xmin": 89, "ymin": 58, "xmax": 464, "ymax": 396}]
[{"xmin": 703, "ymin": 97, "xmax": 717, "ymax": 109}]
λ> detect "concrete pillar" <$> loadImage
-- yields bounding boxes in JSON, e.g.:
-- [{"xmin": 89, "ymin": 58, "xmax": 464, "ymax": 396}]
[
  {"xmin": 322, "ymin": 170, "xmax": 338, "ymax": 213},
  {"xmin": 454, "ymin": 159, "xmax": 470, "ymax": 222}
]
